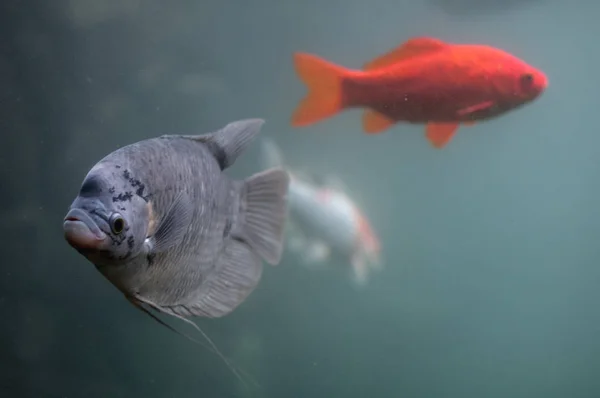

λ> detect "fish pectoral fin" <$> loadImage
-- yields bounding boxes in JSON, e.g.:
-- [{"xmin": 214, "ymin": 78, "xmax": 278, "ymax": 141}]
[
  {"xmin": 363, "ymin": 37, "xmax": 448, "ymax": 71},
  {"xmin": 362, "ymin": 109, "xmax": 396, "ymax": 134},
  {"xmin": 147, "ymin": 191, "xmax": 194, "ymax": 254},
  {"xmin": 240, "ymin": 168, "xmax": 290, "ymax": 266},
  {"xmin": 456, "ymin": 101, "xmax": 495, "ymax": 117},
  {"xmin": 425, "ymin": 123, "xmax": 460, "ymax": 149},
  {"xmin": 182, "ymin": 238, "xmax": 263, "ymax": 318},
  {"xmin": 179, "ymin": 119, "xmax": 265, "ymax": 170}
]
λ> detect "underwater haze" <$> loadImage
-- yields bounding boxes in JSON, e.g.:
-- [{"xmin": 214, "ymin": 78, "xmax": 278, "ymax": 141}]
[{"xmin": 2, "ymin": 0, "xmax": 600, "ymax": 397}]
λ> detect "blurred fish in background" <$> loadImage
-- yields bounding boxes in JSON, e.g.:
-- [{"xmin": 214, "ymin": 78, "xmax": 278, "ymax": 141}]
[{"xmin": 260, "ymin": 138, "xmax": 382, "ymax": 287}]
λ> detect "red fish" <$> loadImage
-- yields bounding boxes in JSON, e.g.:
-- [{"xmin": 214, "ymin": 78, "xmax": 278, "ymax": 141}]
[{"xmin": 291, "ymin": 37, "xmax": 548, "ymax": 148}]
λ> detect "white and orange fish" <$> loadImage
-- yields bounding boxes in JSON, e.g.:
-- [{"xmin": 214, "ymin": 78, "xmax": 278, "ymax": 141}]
[{"xmin": 260, "ymin": 138, "xmax": 382, "ymax": 286}]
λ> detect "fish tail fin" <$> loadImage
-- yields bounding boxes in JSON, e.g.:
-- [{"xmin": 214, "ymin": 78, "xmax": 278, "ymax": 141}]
[
  {"xmin": 291, "ymin": 52, "xmax": 348, "ymax": 127},
  {"xmin": 240, "ymin": 167, "xmax": 290, "ymax": 265}
]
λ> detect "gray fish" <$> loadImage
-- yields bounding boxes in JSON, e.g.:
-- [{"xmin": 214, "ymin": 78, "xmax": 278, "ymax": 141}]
[{"xmin": 63, "ymin": 118, "xmax": 289, "ymax": 327}]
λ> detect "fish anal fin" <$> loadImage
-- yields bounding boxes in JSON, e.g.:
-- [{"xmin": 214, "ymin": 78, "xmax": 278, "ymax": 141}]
[
  {"xmin": 362, "ymin": 109, "xmax": 396, "ymax": 134},
  {"xmin": 179, "ymin": 239, "xmax": 264, "ymax": 318},
  {"xmin": 425, "ymin": 123, "xmax": 460, "ymax": 149},
  {"xmin": 363, "ymin": 37, "xmax": 448, "ymax": 71}
]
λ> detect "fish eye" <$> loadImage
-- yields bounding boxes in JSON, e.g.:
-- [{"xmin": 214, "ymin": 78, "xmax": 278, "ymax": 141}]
[
  {"xmin": 520, "ymin": 73, "xmax": 534, "ymax": 86},
  {"xmin": 110, "ymin": 214, "xmax": 125, "ymax": 234}
]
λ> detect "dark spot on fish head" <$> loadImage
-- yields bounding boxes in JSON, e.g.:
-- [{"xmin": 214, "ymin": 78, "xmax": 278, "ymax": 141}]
[
  {"xmin": 79, "ymin": 175, "xmax": 104, "ymax": 197},
  {"xmin": 120, "ymin": 169, "xmax": 149, "ymax": 201},
  {"xmin": 113, "ymin": 191, "xmax": 133, "ymax": 202},
  {"xmin": 127, "ymin": 236, "xmax": 135, "ymax": 250},
  {"xmin": 135, "ymin": 185, "xmax": 145, "ymax": 197}
]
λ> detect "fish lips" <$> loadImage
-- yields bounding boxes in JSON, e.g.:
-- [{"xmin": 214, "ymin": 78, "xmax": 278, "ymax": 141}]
[{"xmin": 63, "ymin": 208, "xmax": 108, "ymax": 249}]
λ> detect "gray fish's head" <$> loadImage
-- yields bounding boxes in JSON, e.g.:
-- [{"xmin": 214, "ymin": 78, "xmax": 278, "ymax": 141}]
[{"xmin": 63, "ymin": 163, "xmax": 150, "ymax": 267}]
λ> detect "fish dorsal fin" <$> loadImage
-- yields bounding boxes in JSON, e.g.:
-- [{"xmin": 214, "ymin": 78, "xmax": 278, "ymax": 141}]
[
  {"xmin": 180, "ymin": 118, "xmax": 265, "ymax": 170},
  {"xmin": 363, "ymin": 37, "xmax": 448, "ymax": 71}
]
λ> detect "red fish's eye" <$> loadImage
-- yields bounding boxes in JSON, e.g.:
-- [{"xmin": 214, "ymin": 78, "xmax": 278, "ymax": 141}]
[{"xmin": 520, "ymin": 73, "xmax": 534, "ymax": 86}]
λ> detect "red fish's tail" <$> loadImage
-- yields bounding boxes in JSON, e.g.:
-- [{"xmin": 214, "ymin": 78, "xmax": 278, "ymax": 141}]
[{"xmin": 291, "ymin": 52, "xmax": 350, "ymax": 127}]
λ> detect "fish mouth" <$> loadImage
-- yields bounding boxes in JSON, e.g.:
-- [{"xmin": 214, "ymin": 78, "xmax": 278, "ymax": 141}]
[
  {"xmin": 63, "ymin": 208, "xmax": 107, "ymax": 249},
  {"xmin": 539, "ymin": 71, "xmax": 549, "ymax": 89}
]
